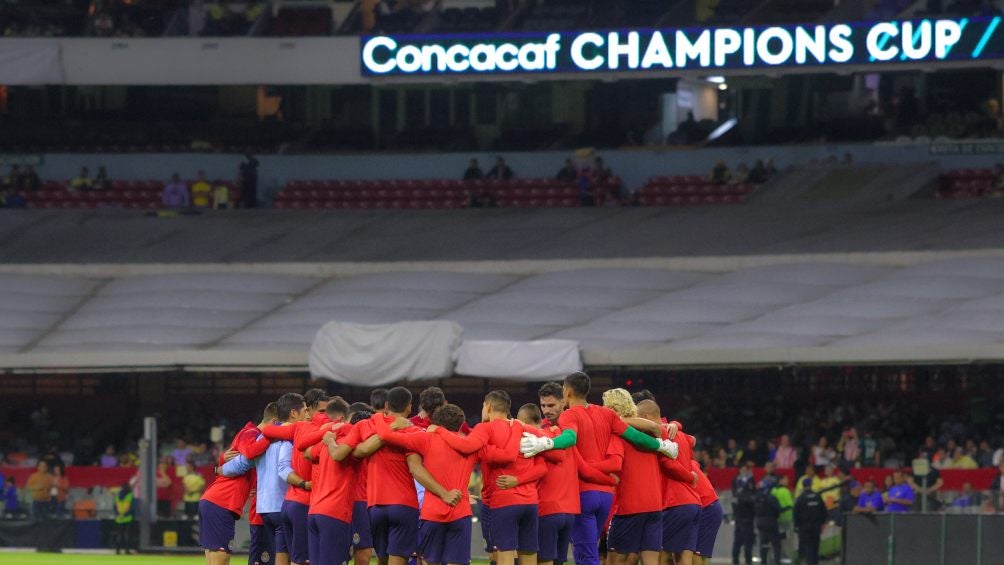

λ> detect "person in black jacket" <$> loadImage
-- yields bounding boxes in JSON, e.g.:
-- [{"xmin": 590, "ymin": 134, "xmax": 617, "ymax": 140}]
[
  {"xmin": 991, "ymin": 461, "xmax": 1004, "ymax": 510},
  {"xmin": 732, "ymin": 467, "xmax": 756, "ymax": 565},
  {"xmin": 755, "ymin": 478, "xmax": 782, "ymax": 565},
  {"xmin": 793, "ymin": 478, "xmax": 827, "ymax": 565}
]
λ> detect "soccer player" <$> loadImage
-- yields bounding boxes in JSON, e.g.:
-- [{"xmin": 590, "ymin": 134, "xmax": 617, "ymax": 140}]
[
  {"xmin": 347, "ymin": 405, "xmax": 375, "ymax": 565},
  {"xmin": 518, "ymin": 403, "xmax": 615, "ymax": 565},
  {"xmin": 343, "ymin": 387, "xmax": 423, "ymax": 565},
  {"xmin": 519, "ymin": 373, "xmax": 679, "ymax": 565},
  {"xmin": 602, "ymin": 390, "xmax": 661, "ymax": 565},
  {"xmin": 537, "ymin": 383, "xmax": 565, "ymax": 428},
  {"xmin": 373, "ymin": 403, "xmax": 486, "ymax": 565},
  {"xmin": 200, "ymin": 403, "xmax": 276, "ymax": 565},
  {"xmin": 636, "ymin": 401, "xmax": 701, "ymax": 565},
  {"xmin": 691, "ymin": 460, "xmax": 723, "ymax": 565},
  {"xmin": 305, "ymin": 400, "xmax": 361, "ymax": 565},
  {"xmin": 221, "ymin": 393, "xmax": 311, "ymax": 565},
  {"xmin": 371, "ymin": 389, "xmax": 389, "ymax": 414},
  {"xmin": 428, "ymin": 391, "xmax": 543, "ymax": 565},
  {"xmin": 409, "ymin": 386, "xmax": 472, "ymax": 434}
]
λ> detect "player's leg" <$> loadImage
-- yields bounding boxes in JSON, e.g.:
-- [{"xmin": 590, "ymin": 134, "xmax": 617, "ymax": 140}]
[
  {"xmin": 516, "ymin": 505, "xmax": 539, "ymax": 565},
  {"xmin": 370, "ymin": 506, "xmax": 391, "ymax": 565},
  {"xmin": 386, "ymin": 504, "xmax": 420, "ymax": 565},
  {"xmin": 353, "ymin": 500, "xmax": 375, "ymax": 565},
  {"xmin": 442, "ymin": 517, "xmax": 472, "ymax": 565}
]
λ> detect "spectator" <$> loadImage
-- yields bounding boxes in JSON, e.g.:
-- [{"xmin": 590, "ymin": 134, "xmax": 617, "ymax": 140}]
[
  {"xmin": 42, "ymin": 446, "xmax": 65, "ymax": 475},
  {"xmin": 952, "ymin": 482, "xmax": 981, "ymax": 509},
  {"xmin": 239, "ymin": 153, "xmax": 259, "ymax": 208},
  {"xmin": 26, "ymin": 461, "xmax": 53, "ymax": 519},
  {"xmin": 795, "ymin": 466, "xmax": 820, "ymax": 498},
  {"xmin": 732, "ymin": 162, "xmax": 749, "ymax": 184},
  {"xmin": 463, "ymin": 158, "xmax": 484, "ymax": 180},
  {"xmin": 100, "ymin": 445, "xmax": 118, "ymax": 468},
  {"xmin": 765, "ymin": 158, "xmax": 778, "ymax": 176},
  {"xmin": 754, "ymin": 478, "xmax": 782, "ymax": 565},
  {"xmin": 181, "ymin": 462, "xmax": 205, "ymax": 520},
  {"xmin": 113, "ymin": 483, "xmax": 136, "ymax": 555},
  {"xmin": 51, "ymin": 465, "xmax": 69, "ymax": 517},
  {"xmin": 883, "ymin": 470, "xmax": 914, "ymax": 512},
  {"xmin": 592, "ymin": 157, "xmax": 612, "ymax": 184},
  {"xmin": 212, "ymin": 180, "xmax": 231, "ymax": 210},
  {"xmin": 740, "ymin": 438, "xmax": 766, "ymax": 466},
  {"xmin": 793, "ymin": 478, "xmax": 826, "ymax": 565},
  {"xmin": 3, "ymin": 165, "xmax": 20, "ymax": 189},
  {"xmin": 759, "ymin": 461, "xmax": 777, "ymax": 487},
  {"xmin": 907, "ymin": 460, "xmax": 943, "ymax": 511},
  {"xmin": 155, "ymin": 459, "xmax": 173, "ymax": 519},
  {"xmin": 73, "ymin": 488, "xmax": 97, "ymax": 519},
  {"xmin": 190, "ymin": 171, "xmax": 212, "ymax": 208},
  {"xmin": 811, "ymin": 436, "xmax": 836, "ymax": 466},
  {"xmin": 671, "ymin": 111, "xmax": 700, "ymax": 144},
  {"xmin": 839, "ymin": 427, "xmax": 861, "ymax": 467},
  {"xmin": 486, "ymin": 156, "xmax": 514, "ymax": 180},
  {"xmin": 21, "ymin": 165, "xmax": 41, "ymax": 192},
  {"xmin": 708, "ymin": 160, "xmax": 731, "ymax": 184},
  {"xmin": 162, "ymin": 173, "xmax": 190, "ymax": 209},
  {"xmin": 817, "ymin": 464, "xmax": 841, "ymax": 515},
  {"xmin": 93, "ymin": 166, "xmax": 111, "ymax": 191},
  {"xmin": 772, "ymin": 474, "xmax": 795, "ymax": 563},
  {"xmin": 947, "ymin": 446, "xmax": 979, "ymax": 469},
  {"xmin": 172, "ymin": 438, "xmax": 193, "ymax": 467},
  {"xmin": 860, "ymin": 430, "xmax": 880, "ymax": 467},
  {"xmin": 70, "ymin": 167, "xmax": 94, "ymax": 191},
  {"xmin": 853, "ymin": 479, "xmax": 884, "ymax": 513},
  {"xmin": 4, "ymin": 476, "xmax": 20, "ymax": 518},
  {"xmin": 555, "ymin": 158, "xmax": 577, "ymax": 182},
  {"xmin": 467, "ymin": 187, "xmax": 497, "ymax": 208},
  {"xmin": 731, "ymin": 466, "xmax": 756, "ymax": 565},
  {"xmin": 747, "ymin": 160, "xmax": 768, "ymax": 184},
  {"xmin": 774, "ymin": 434, "xmax": 798, "ymax": 469},
  {"xmin": 725, "ymin": 437, "xmax": 741, "ymax": 467},
  {"xmin": 0, "ymin": 188, "xmax": 26, "ymax": 208},
  {"xmin": 990, "ymin": 461, "xmax": 1004, "ymax": 508}
]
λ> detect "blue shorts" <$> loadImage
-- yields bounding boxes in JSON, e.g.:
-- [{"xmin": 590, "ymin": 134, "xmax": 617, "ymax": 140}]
[
  {"xmin": 489, "ymin": 504, "xmax": 538, "ymax": 553},
  {"xmin": 608, "ymin": 511, "xmax": 662, "ymax": 554},
  {"xmin": 198, "ymin": 499, "xmax": 236, "ymax": 553},
  {"xmin": 695, "ymin": 501, "xmax": 724, "ymax": 558},
  {"xmin": 538, "ymin": 513, "xmax": 574, "ymax": 562},
  {"xmin": 662, "ymin": 505, "xmax": 700, "ymax": 553},
  {"xmin": 281, "ymin": 500, "xmax": 309, "ymax": 565},
  {"xmin": 308, "ymin": 514, "xmax": 352, "ymax": 565},
  {"xmin": 573, "ymin": 490, "xmax": 613, "ymax": 565},
  {"xmin": 419, "ymin": 518, "xmax": 472, "ymax": 564},
  {"xmin": 353, "ymin": 500, "xmax": 374, "ymax": 550},
  {"xmin": 248, "ymin": 524, "xmax": 269, "ymax": 565},
  {"xmin": 480, "ymin": 505, "xmax": 493, "ymax": 553},
  {"xmin": 260, "ymin": 512, "xmax": 288, "ymax": 556},
  {"xmin": 369, "ymin": 504, "xmax": 419, "ymax": 558}
]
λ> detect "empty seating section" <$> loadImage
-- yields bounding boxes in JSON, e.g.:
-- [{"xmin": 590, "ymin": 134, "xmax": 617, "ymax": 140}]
[
  {"xmin": 273, "ymin": 179, "xmax": 587, "ymax": 209},
  {"xmin": 269, "ymin": 7, "xmax": 332, "ymax": 36},
  {"xmin": 17, "ymin": 180, "xmax": 239, "ymax": 209},
  {"xmin": 939, "ymin": 169, "xmax": 998, "ymax": 198},
  {"xmin": 636, "ymin": 175, "xmax": 755, "ymax": 206}
]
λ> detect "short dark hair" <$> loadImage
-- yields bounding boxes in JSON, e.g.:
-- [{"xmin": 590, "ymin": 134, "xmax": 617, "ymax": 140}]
[
  {"xmin": 350, "ymin": 410, "xmax": 373, "ymax": 424},
  {"xmin": 370, "ymin": 388, "xmax": 389, "ymax": 411},
  {"xmin": 518, "ymin": 403, "xmax": 542, "ymax": 425},
  {"xmin": 419, "ymin": 386, "xmax": 446, "ymax": 415},
  {"xmin": 325, "ymin": 396, "xmax": 350, "ymax": 419},
  {"xmin": 304, "ymin": 388, "xmax": 329, "ymax": 410},
  {"xmin": 276, "ymin": 393, "xmax": 305, "ymax": 421},
  {"xmin": 348, "ymin": 402, "xmax": 371, "ymax": 417},
  {"xmin": 261, "ymin": 402, "xmax": 279, "ymax": 423},
  {"xmin": 484, "ymin": 390, "xmax": 511, "ymax": 415},
  {"xmin": 538, "ymin": 382, "xmax": 563, "ymax": 400},
  {"xmin": 631, "ymin": 389, "xmax": 656, "ymax": 404},
  {"xmin": 563, "ymin": 372, "xmax": 590, "ymax": 398},
  {"xmin": 386, "ymin": 387, "xmax": 413, "ymax": 414},
  {"xmin": 432, "ymin": 404, "xmax": 466, "ymax": 432}
]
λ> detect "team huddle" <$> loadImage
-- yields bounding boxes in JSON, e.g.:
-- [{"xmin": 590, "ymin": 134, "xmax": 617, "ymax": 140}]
[{"xmin": 198, "ymin": 372, "xmax": 725, "ymax": 565}]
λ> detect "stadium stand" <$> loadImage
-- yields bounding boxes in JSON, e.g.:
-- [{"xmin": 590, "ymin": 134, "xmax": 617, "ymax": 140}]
[
  {"xmin": 10, "ymin": 179, "xmax": 239, "ymax": 209},
  {"xmin": 939, "ymin": 168, "xmax": 1000, "ymax": 198}
]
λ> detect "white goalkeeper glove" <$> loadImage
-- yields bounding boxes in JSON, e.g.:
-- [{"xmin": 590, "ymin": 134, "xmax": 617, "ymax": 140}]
[
  {"xmin": 519, "ymin": 432, "xmax": 554, "ymax": 458},
  {"xmin": 658, "ymin": 439, "xmax": 679, "ymax": 459}
]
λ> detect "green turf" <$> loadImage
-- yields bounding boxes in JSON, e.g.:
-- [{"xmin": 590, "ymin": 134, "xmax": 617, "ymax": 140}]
[{"xmin": 0, "ymin": 553, "xmax": 494, "ymax": 565}]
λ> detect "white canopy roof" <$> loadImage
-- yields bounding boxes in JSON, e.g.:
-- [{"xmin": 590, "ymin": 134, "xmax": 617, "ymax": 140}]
[{"xmin": 5, "ymin": 256, "xmax": 1004, "ymax": 371}]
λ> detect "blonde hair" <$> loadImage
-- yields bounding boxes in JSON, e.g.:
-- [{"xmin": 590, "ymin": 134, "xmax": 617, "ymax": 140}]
[{"xmin": 602, "ymin": 388, "xmax": 638, "ymax": 418}]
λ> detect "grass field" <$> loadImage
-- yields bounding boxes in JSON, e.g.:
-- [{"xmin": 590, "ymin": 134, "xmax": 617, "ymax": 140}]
[{"xmin": 0, "ymin": 553, "xmax": 498, "ymax": 565}]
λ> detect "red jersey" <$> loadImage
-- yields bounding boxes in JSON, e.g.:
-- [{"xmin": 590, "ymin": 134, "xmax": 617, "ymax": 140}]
[
  {"xmin": 374, "ymin": 416, "xmax": 477, "ymax": 522},
  {"xmin": 558, "ymin": 404, "xmax": 629, "ymax": 494},
  {"xmin": 691, "ymin": 460, "xmax": 718, "ymax": 507},
  {"xmin": 344, "ymin": 415, "xmax": 421, "ymax": 509},
  {"xmin": 248, "ymin": 474, "xmax": 262, "ymax": 526},
  {"xmin": 612, "ymin": 437, "xmax": 661, "ymax": 515},
  {"xmin": 659, "ymin": 431, "xmax": 700, "ymax": 508},
  {"xmin": 534, "ymin": 426, "xmax": 580, "ymax": 516},
  {"xmin": 307, "ymin": 425, "xmax": 357, "ymax": 523},
  {"xmin": 433, "ymin": 418, "xmax": 536, "ymax": 508},
  {"xmin": 201, "ymin": 422, "xmax": 270, "ymax": 516}
]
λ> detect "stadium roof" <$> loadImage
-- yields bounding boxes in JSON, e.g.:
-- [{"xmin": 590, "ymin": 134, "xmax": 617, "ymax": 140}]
[{"xmin": 5, "ymin": 255, "xmax": 1004, "ymax": 373}]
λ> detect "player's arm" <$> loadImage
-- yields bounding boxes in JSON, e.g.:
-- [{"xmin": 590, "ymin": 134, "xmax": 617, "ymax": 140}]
[
  {"xmin": 574, "ymin": 450, "xmax": 617, "ymax": 486},
  {"xmin": 407, "ymin": 454, "xmax": 461, "ymax": 506},
  {"xmin": 352, "ymin": 431, "xmax": 383, "ymax": 459},
  {"xmin": 321, "ymin": 431, "xmax": 354, "ymax": 461},
  {"xmin": 238, "ymin": 434, "xmax": 271, "ymax": 460},
  {"xmin": 219, "ymin": 454, "xmax": 254, "ymax": 477},
  {"xmin": 295, "ymin": 423, "xmax": 337, "ymax": 451},
  {"xmin": 262, "ymin": 422, "xmax": 296, "ymax": 442},
  {"xmin": 373, "ymin": 416, "xmax": 429, "ymax": 453},
  {"xmin": 520, "ymin": 414, "xmax": 577, "ymax": 457},
  {"xmin": 277, "ymin": 442, "xmax": 309, "ymax": 489},
  {"xmin": 623, "ymin": 417, "xmax": 662, "ymax": 437},
  {"xmin": 592, "ymin": 438, "xmax": 625, "ymax": 474},
  {"xmin": 480, "ymin": 425, "xmax": 522, "ymax": 464},
  {"xmin": 659, "ymin": 455, "xmax": 695, "ymax": 483},
  {"xmin": 497, "ymin": 455, "xmax": 548, "ymax": 489},
  {"xmin": 434, "ymin": 424, "xmax": 493, "ymax": 455},
  {"xmin": 611, "ymin": 415, "xmax": 678, "ymax": 458}
]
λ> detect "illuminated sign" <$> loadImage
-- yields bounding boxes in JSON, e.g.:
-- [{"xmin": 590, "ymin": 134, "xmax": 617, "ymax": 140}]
[{"xmin": 361, "ymin": 16, "xmax": 1004, "ymax": 76}]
